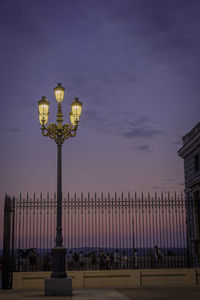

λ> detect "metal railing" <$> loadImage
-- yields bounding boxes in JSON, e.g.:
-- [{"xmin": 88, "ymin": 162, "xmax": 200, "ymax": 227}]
[{"xmin": 2, "ymin": 193, "xmax": 200, "ymax": 280}]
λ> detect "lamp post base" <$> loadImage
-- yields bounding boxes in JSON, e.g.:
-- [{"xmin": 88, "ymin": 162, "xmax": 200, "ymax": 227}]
[
  {"xmin": 51, "ymin": 247, "xmax": 67, "ymax": 278},
  {"xmin": 44, "ymin": 277, "xmax": 72, "ymax": 296}
]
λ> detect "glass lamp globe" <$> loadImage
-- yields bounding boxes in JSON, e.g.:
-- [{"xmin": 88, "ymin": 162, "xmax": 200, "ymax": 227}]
[
  {"xmin": 54, "ymin": 82, "xmax": 65, "ymax": 103},
  {"xmin": 38, "ymin": 96, "xmax": 50, "ymax": 125},
  {"xmin": 71, "ymin": 98, "xmax": 82, "ymax": 121}
]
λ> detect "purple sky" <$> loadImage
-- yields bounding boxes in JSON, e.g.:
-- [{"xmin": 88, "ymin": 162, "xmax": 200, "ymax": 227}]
[{"xmin": 1, "ymin": 0, "xmax": 200, "ymax": 245}]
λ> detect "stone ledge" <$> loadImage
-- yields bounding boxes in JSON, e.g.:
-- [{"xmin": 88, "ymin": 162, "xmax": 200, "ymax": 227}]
[{"xmin": 12, "ymin": 268, "xmax": 200, "ymax": 290}]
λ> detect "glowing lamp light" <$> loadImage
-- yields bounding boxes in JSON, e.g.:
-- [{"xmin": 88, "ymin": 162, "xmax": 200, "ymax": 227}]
[
  {"xmin": 69, "ymin": 112, "xmax": 76, "ymax": 126},
  {"xmin": 54, "ymin": 82, "xmax": 65, "ymax": 103},
  {"xmin": 38, "ymin": 96, "xmax": 50, "ymax": 125},
  {"xmin": 71, "ymin": 97, "xmax": 82, "ymax": 121}
]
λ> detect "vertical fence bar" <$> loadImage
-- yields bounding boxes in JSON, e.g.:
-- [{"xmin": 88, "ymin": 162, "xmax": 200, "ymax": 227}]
[
  {"xmin": 85, "ymin": 194, "xmax": 87, "ymax": 253},
  {"xmin": 77, "ymin": 194, "xmax": 80, "ymax": 253},
  {"xmin": 21, "ymin": 194, "xmax": 24, "ymax": 254},
  {"xmin": 179, "ymin": 194, "xmax": 182, "ymax": 266},
  {"xmin": 11, "ymin": 197, "xmax": 15, "ymax": 288},
  {"xmin": 74, "ymin": 193, "xmax": 77, "ymax": 253},
  {"xmin": 144, "ymin": 195, "xmax": 148, "ymax": 268},
  {"xmin": 171, "ymin": 194, "xmax": 175, "ymax": 267},
  {"xmin": 81, "ymin": 193, "xmax": 83, "ymax": 251},
  {"xmin": 68, "ymin": 193, "xmax": 70, "ymax": 250},
  {"xmin": 141, "ymin": 193, "xmax": 145, "ymax": 268},
  {"xmin": 42, "ymin": 193, "xmax": 45, "ymax": 265},
  {"xmin": 91, "ymin": 195, "xmax": 94, "ymax": 253},
  {"xmin": 108, "ymin": 193, "xmax": 111, "ymax": 253},
  {"xmin": 173, "ymin": 194, "xmax": 180, "ymax": 267},
  {"xmin": 50, "ymin": 196, "xmax": 53, "ymax": 254},
  {"xmin": 112, "ymin": 194, "xmax": 114, "ymax": 253},
  {"xmin": 17, "ymin": 196, "xmax": 21, "ymax": 271},
  {"xmin": 14, "ymin": 197, "xmax": 18, "ymax": 271},
  {"xmin": 29, "ymin": 196, "xmax": 32, "ymax": 251},
  {"xmin": 88, "ymin": 192, "xmax": 90, "ymax": 255},
  {"xmin": 114, "ymin": 192, "xmax": 117, "ymax": 252},
  {"xmin": 135, "ymin": 193, "xmax": 138, "ymax": 268},
  {"xmin": 36, "ymin": 196, "xmax": 39, "ymax": 268},
  {"xmin": 25, "ymin": 194, "xmax": 28, "ymax": 252},
  {"xmin": 104, "ymin": 195, "xmax": 107, "ymax": 252},
  {"xmin": 150, "ymin": 196, "xmax": 152, "ymax": 268},
  {"xmin": 67, "ymin": 194, "xmax": 69, "ymax": 250},
  {"xmin": 121, "ymin": 192, "xmax": 124, "ymax": 256},
  {"xmin": 2, "ymin": 196, "xmax": 12, "ymax": 289},
  {"xmin": 125, "ymin": 195, "xmax": 128, "ymax": 267},
  {"xmin": 128, "ymin": 193, "xmax": 131, "ymax": 268},
  {"xmin": 118, "ymin": 194, "xmax": 121, "ymax": 266},
  {"xmin": 159, "ymin": 193, "xmax": 163, "ymax": 268},
  {"xmin": 39, "ymin": 193, "xmax": 42, "ymax": 267}
]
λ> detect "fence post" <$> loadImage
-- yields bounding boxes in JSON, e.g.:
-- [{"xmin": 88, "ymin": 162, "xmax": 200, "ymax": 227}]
[{"xmin": 2, "ymin": 195, "xmax": 15, "ymax": 289}]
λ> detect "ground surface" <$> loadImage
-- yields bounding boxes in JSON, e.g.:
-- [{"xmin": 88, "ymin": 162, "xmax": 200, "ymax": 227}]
[
  {"xmin": 118, "ymin": 287, "xmax": 200, "ymax": 300},
  {"xmin": 0, "ymin": 287, "xmax": 200, "ymax": 300}
]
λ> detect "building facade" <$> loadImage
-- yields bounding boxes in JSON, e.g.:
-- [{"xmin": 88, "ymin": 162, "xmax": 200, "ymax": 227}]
[{"xmin": 178, "ymin": 121, "xmax": 200, "ymax": 264}]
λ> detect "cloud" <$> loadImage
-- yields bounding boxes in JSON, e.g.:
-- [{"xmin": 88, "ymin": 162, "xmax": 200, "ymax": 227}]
[
  {"xmin": 131, "ymin": 144, "xmax": 152, "ymax": 153},
  {"xmin": 137, "ymin": 145, "xmax": 151, "ymax": 153},
  {"xmin": 151, "ymin": 185, "xmax": 166, "ymax": 191},
  {"xmin": 122, "ymin": 128, "xmax": 163, "ymax": 139},
  {"xmin": 152, "ymin": 186, "xmax": 160, "ymax": 189},
  {"xmin": 165, "ymin": 178, "xmax": 174, "ymax": 182},
  {"xmin": 8, "ymin": 128, "xmax": 21, "ymax": 133},
  {"xmin": 84, "ymin": 109, "xmax": 164, "ymax": 140},
  {"xmin": 0, "ymin": 128, "xmax": 22, "ymax": 133},
  {"xmin": 0, "ymin": 128, "xmax": 21, "ymax": 133},
  {"xmin": 164, "ymin": 179, "xmax": 175, "ymax": 185}
]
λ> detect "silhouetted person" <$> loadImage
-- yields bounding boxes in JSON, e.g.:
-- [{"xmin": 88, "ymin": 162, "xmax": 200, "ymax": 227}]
[
  {"xmin": 79, "ymin": 251, "xmax": 85, "ymax": 269},
  {"xmin": 105, "ymin": 252, "xmax": 110, "ymax": 269},
  {"xmin": 68, "ymin": 250, "xmax": 73, "ymax": 270},
  {"xmin": 110, "ymin": 252, "xmax": 114, "ymax": 269},
  {"xmin": 134, "ymin": 248, "xmax": 138, "ymax": 268},
  {"xmin": 91, "ymin": 252, "xmax": 97, "ymax": 270},
  {"xmin": 154, "ymin": 245, "xmax": 163, "ymax": 267},
  {"xmin": 121, "ymin": 251, "xmax": 128, "ymax": 269},
  {"xmin": 43, "ymin": 252, "xmax": 50, "ymax": 271},
  {"xmin": 114, "ymin": 249, "xmax": 120, "ymax": 269},
  {"xmin": 99, "ymin": 250, "xmax": 105, "ymax": 270},
  {"xmin": 73, "ymin": 252, "xmax": 79, "ymax": 270}
]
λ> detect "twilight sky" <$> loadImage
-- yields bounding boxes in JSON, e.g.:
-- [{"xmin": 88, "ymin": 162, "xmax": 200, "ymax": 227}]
[{"xmin": 1, "ymin": 0, "xmax": 200, "ymax": 244}]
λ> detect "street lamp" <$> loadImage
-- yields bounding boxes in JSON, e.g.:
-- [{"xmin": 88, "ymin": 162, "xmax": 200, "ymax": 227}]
[{"xmin": 38, "ymin": 83, "xmax": 82, "ymax": 295}]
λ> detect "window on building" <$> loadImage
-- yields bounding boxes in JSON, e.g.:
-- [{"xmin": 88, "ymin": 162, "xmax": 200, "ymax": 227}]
[
  {"xmin": 194, "ymin": 154, "xmax": 199, "ymax": 172},
  {"xmin": 194, "ymin": 191, "xmax": 200, "ymax": 240}
]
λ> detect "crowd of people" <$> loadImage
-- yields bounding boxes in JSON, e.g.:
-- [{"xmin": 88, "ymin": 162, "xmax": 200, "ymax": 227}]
[
  {"xmin": 67, "ymin": 249, "xmax": 132, "ymax": 270},
  {"xmin": 14, "ymin": 246, "xmax": 164, "ymax": 272},
  {"xmin": 66, "ymin": 246, "xmax": 163, "ymax": 270},
  {"xmin": 16, "ymin": 250, "xmax": 52, "ymax": 272}
]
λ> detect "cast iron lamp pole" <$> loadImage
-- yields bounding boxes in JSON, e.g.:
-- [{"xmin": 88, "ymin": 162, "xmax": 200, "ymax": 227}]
[{"xmin": 38, "ymin": 83, "xmax": 82, "ymax": 278}]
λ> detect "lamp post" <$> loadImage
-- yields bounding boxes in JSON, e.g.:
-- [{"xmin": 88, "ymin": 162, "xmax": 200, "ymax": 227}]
[{"xmin": 38, "ymin": 83, "xmax": 82, "ymax": 294}]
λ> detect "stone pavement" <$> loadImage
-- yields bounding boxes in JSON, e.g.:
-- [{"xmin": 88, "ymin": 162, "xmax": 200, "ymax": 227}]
[
  {"xmin": 118, "ymin": 287, "xmax": 200, "ymax": 300},
  {"xmin": 0, "ymin": 287, "xmax": 200, "ymax": 300},
  {"xmin": 0, "ymin": 289, "xmax": 128, "ymax": 300}
]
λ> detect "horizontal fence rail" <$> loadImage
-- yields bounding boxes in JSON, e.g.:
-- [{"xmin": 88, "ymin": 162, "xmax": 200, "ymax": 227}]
[{"xmin": 3, "ymin": 193, "xmax": 200, "ymax": 277}]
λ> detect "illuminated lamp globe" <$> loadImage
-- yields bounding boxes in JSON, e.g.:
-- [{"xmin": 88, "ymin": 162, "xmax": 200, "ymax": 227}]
[
  {"xmin": 54, "ymin": 82, "xmax": 65, "ymax": 103},
  {"xmin": 71, "ymin": 98, "xmax": 82, "ymax": 121},
  {"xmin": 38, "ymin": 96, "xmax": 50, "ymax": 125},
  {"xmin": 69, "ymin": 112, "xmax": 76, "ymax": 126}
]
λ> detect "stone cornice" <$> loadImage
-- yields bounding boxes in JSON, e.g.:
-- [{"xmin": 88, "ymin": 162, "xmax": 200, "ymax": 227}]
[{"xmin": 178, "ymin": 123, "xmax": 200, "ymax": 158}]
